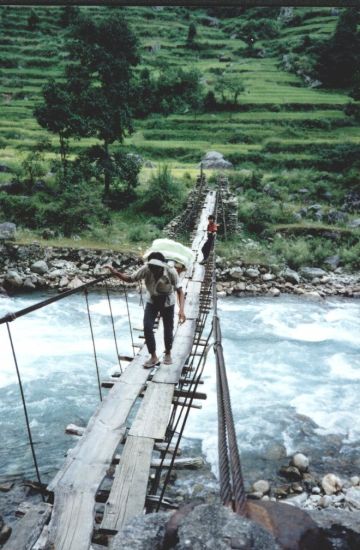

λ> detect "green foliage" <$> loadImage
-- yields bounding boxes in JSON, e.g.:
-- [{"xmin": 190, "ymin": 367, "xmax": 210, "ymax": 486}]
[
  {"xmin": 133, "ymin": 67, "xmax": 204, "ymax": 117},
  {"xmin": 214, "ymin": 73, "xmax": 245, "ymax": 105},
  {"xmin": 138, "ymin": 165, "xmax": 186, "ymax": 221},
  {"xmin": 316, "ymin": 143, "xmax": 360, "ymax": 171},
  {"xmin": 21, "ymin": 149, "xmax": 47, "ymax": 187},
  {"xmin": 341, "ymin": 240, "xmax": 360, "ymax": 270},
  {"xmin": 59, "ymin": 6, "xmax": 80, "ymax": 28},
  {"xmin": 186, "ymin": 22, "xmax": 197, "ymax": 47},
  {"xmin": 270, "ymin": 235, "xmax": 334, "ymax": 269},
  {"xmin": 27, "ymin": 9, "xmax": 39, "ymax": 31},
  {"xmin": 315, "ymin": 8, "xmax": 360, "ymax": 88},
  {"xmin": 238, "ymin": 196, "xmax": 294, "ymax": 235}
]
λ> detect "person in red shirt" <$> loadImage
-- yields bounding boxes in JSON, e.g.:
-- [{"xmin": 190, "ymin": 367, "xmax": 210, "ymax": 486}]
[{"xmin": 200, "ymin": 215, "xmax": 219, "ymax": 264}]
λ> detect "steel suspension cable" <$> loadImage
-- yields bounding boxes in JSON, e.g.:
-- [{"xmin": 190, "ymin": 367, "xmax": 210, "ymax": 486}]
[
  {"xmin": 215, "ymin": 339, "xmax": 233, "ymax": 507},
  {"xmin": 105, "ymin": 282, "xmax": 122, "ymax": 374},
  {"xmin": 0, "ymin": 273, "xmax": 111, "ymax": 326},
  {"xmin": 155, "ymin": 326, "xmax": 213, "ymax": 511},
  {"xmin": 6, "ymin": 323, "xmax": 44, "ymax": 497},
  {"xmin": 84, "ymin": 289, "xmax": 102, "ymax": 401},
  {"xmin": 212, "ymin": 181, "xmax": 247, "ymax": 515},
  {"xmin": 122, "ymin": 283, "xmax": 135, "ymax": 357}
]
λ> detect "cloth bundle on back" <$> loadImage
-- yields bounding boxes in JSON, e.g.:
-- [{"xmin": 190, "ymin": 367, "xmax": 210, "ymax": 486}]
[{"xmin": 143, "ymin": 238, "xmax": 195, "ymax": 274}]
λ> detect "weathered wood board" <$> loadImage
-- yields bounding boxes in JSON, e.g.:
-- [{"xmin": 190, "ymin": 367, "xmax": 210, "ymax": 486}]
[
  {"xmin": 129, "ymin": 382, "xmax": 174, "ymax": 440},
  {"xmin": 152, "ymin": 319, "xmax": 196, "ymax": 384},
  {"xmin": 3, "ymin": 502, "xmax": 52, "ymax": 550},
  {"xmin": 100, "ymin": 436, "xmax": 154, "ymax": 533}
]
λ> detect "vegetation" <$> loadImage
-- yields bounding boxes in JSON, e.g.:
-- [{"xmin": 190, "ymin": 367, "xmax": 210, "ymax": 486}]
[{"xmin": 0, "ymin": 6, "xmax": 359, "ymax": 270}]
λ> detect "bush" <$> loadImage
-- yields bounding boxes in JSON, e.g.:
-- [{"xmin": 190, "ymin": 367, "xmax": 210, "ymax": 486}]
[
  {"xmin": 271, "ymin": 236, "xmax": 335, "ymax": 269},
  {"xmin": 138, "ymin": 165, "xmax": 186, "ymax": 221},
  {"xmin": 316, "ymin": 144, "xmax": 360, "ymax": 171}
]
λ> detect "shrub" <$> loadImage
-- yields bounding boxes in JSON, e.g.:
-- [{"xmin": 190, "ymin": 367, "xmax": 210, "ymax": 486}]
[
  {"xmin": 138, "ymin": 165, "xmax": 186, "ymax": 221},
  {"xmin": 271, "ymin": 236, "xmax": 336, "ymax": 269}
]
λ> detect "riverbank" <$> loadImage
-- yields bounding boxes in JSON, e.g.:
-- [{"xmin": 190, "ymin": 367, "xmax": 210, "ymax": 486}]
[{"xmin": 1, "ymin": 243, "xmax": 360, "ymax": 300}]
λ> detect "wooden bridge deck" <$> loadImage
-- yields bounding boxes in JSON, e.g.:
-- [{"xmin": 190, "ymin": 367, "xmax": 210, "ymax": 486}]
[{"xmin": 39, "ymin": 191, "xmax": 216, "ymax": 549}]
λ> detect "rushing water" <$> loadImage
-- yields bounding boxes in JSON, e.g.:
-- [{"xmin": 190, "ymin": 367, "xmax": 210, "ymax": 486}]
[{"xmin": 0, "ymin": 291, "xmax": 359, "ymax": 487}]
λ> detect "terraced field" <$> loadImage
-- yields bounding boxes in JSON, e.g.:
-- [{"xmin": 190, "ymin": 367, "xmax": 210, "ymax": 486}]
[
  {"xmin": 0, "ymin": 6, "xmax": 354, "ymax": 172},
  {"xmin": 0, "ymin": 6, "xmax": 359, "ymax": 268}
]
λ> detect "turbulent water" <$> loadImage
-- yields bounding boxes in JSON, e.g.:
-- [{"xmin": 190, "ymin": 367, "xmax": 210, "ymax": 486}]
[{"xmin": 1, "ymin": 291, "xmax": 359, "ymax": 487}]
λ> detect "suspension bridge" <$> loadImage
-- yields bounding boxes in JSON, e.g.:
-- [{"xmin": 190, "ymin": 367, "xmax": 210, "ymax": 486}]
[{"xmin": 1, "ymin": 174, "xmax": 249, "ymax": 550}]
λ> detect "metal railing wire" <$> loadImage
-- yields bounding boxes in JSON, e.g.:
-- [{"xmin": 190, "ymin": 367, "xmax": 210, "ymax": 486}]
[{"xmin": 0, "ymin": 271, "xmax": 131, "ymax": 486}]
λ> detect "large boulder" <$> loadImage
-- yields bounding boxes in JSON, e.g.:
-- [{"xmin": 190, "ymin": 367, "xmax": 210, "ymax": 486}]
[
  {"xmin": 200, "ymin": 151, "xmax": 233, "ymax": 170},
  {"xmin": 30, "ymin": 260, "xmax": 49, "ymax": 275},
  {"xmin": 282, "ymin": 268, "xmax": 300, "ymax": 285},
  {"xmin": 0, "ymin": 222, "xmax": 16, "ymax": 241},
  {"xmin": 300, "ymin": 267, "xmax": 327, "ymax": 281},
  {"xmin": 110, "ymin": 503, "xmax": 279, "ymax": 550},
  {"xmin": 4, "ymin": 270, "xmax": 23, "ymax": 288}
]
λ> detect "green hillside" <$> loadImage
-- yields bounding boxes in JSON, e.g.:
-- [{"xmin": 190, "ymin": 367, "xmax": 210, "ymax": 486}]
[{"xmin": 0, "ymin": 5, "xmax": 359, "ymax": 269}]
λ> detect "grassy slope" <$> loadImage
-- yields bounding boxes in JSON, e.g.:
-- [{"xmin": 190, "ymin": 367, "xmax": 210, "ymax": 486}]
[{"xmin": 0, "ymin": 6, "xmax": 359, "ymax": 265}]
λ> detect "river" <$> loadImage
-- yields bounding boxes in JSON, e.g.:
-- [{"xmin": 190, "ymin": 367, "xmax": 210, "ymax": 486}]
[{"xmin": 1, "ymin": 291, "xmax": 359, "ymax": 489}]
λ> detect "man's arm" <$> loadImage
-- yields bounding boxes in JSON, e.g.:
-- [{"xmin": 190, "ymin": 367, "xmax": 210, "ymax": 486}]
[
  {"xmin": 176, "ymin": 288, "xmax": 186, "ymax": 324},
  {"xmin": 103, "ymin": 264, "xmax": 132, "ymax": 283}
]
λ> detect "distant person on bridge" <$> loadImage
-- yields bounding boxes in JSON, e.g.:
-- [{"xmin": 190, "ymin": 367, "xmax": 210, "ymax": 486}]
[
  {"xmin": 200, "ymin": 215, "xmax": 219, "ymax": 264},
  {"xmin": 105, "ymin": 252, "xmax": 186, "ymax": 369}
]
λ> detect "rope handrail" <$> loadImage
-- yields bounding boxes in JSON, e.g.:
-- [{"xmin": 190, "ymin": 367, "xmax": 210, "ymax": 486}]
[{"xmin": 0, "ymin": 273, "xmax": 112, "ymax": 325}]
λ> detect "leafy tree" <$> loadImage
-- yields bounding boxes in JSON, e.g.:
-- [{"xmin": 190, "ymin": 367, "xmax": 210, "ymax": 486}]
[
  {"xmin": 132, "ymin": 68, "xmax": 155, "ymax": 118},
  {"xmin": 21, "ymin": 149, "xmax": 47, "ymax": 188},
  {"xmin": 316, "ymin": 8, "xmax": 360, "ymax": 88},
  {"xmin": 215, "ymin": 73, "xmax": 245, "ymax": 105},
  {"xmin": 27, "ymin": 9, "xmax": 39, "ymax": 31},
  {"xmin": 65, "ymin": 14, "xmax": 140, "ymax": 195},
  {"xmin": 139, "ymin": 165, "xmax": 186, "ymax": 220},
  {"xmin": 85, "ymin": 147, "xmax": 141, "ymax": 207},
  {"xmin": 59, "ymin": 6, "xmax": 80, "ymax": 28},
  {"xmin": 132, "ymin": 67, "xmax": 203, "ymax": 116},
  {"xmin": 186, "ymin": 22, "xmax": 197, "ymax": 47},
  {"xmin": 34, "ymin": 80, "xmax": 88, "ymax": 180}
]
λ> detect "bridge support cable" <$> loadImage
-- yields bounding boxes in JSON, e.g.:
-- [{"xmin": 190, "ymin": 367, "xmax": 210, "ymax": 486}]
[
  {"xmin": 5, "ymin": 322, "xmax": 43, "ymax": 494},
  {"xmin": 0, "ymin": 273, "xmax": 112, "ymax": 326},
  {"xmin": 105, "ymin": 282, "xmax": 123, "ymax": 374},
  {"xmin": 84, "ymin": 289, "xmax": 103, "ymax": 402},
  {"xmin": 211, "ymin": 184, "xmax": 247, "ymax": 516},
  {"xmin": 122, "ymin": 283, "xmax": 135, "ymax": 356},
  {"xmin": 153, "ymin": 326, "xmax": 213, "ymax": 512}
]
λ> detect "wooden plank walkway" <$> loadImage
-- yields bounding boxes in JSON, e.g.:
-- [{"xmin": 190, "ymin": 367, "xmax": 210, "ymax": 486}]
[{"xmin": 42, "ymin": 190, "xmax": 216, "ymax": 549}]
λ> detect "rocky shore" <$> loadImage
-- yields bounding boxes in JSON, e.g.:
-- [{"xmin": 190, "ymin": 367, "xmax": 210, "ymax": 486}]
[{"xmin": 1, "ymin": 242, "xmax": 360, "ymax": 300}]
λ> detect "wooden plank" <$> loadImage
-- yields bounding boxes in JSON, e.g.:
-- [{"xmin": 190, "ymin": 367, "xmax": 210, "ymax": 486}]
[
  {"xmin": 4, "ymin": 502, "xmax": 52, "ymax": 550},
  {"xmin": 184, "ymin": 280, "xmax": 202, "ymax": 319},
  {"xmin": 151, "ymin": 457, "xmax": 204, "ymax": 469},
  {"xmin": 191, "ymin": 263, "xmax": 206, "ymax": 283},
  {"xmin": 153, "ymin": 319, "xmax": 196, "ymax": 384},
  {"xmin": 47, "ymin": 332, "xmax": 165, "ymax": 550},
  {"xmin": 101, "ymin": 436, "xmax": 154, "ymax": 533},
  {"xmin": 129, "ymin": 383, "xmax": 174, "ymax": 440}
]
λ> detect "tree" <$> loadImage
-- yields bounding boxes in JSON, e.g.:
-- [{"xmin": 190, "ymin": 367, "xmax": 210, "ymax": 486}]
[
  {"xmin": 186, "ymin": 22, "xmax": 197, "ymax": 47},
  {"xmin": 65, "ymin": 14, "xmax": 140, "ymax": 195},
  {"xmin": 316, "ymin": 8, "xmax": 360, "ymax": 88},
  {"xmin": 27, "ymin": 9, "xmax": 39, "ymax": 31},
  {"xmin": 215, "ymin": 73, "xmax": 245, "ymax": 105},
  {"xmin": 34, "ymin": 80, "xmax": 88, "ymax": 180},
  {"xmin": 59, "ymin": 6, "xmax": 80, "ymax": 28}
]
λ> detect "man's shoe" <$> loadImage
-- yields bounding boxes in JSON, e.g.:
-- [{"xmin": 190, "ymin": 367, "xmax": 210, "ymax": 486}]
[
  {"xmin": 163, "ymin": 353, "xmax": 173, "ymax": 365},
  {"xmin": 143, "ymin": 356, "xmax": 160, "ymax": 369}
]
